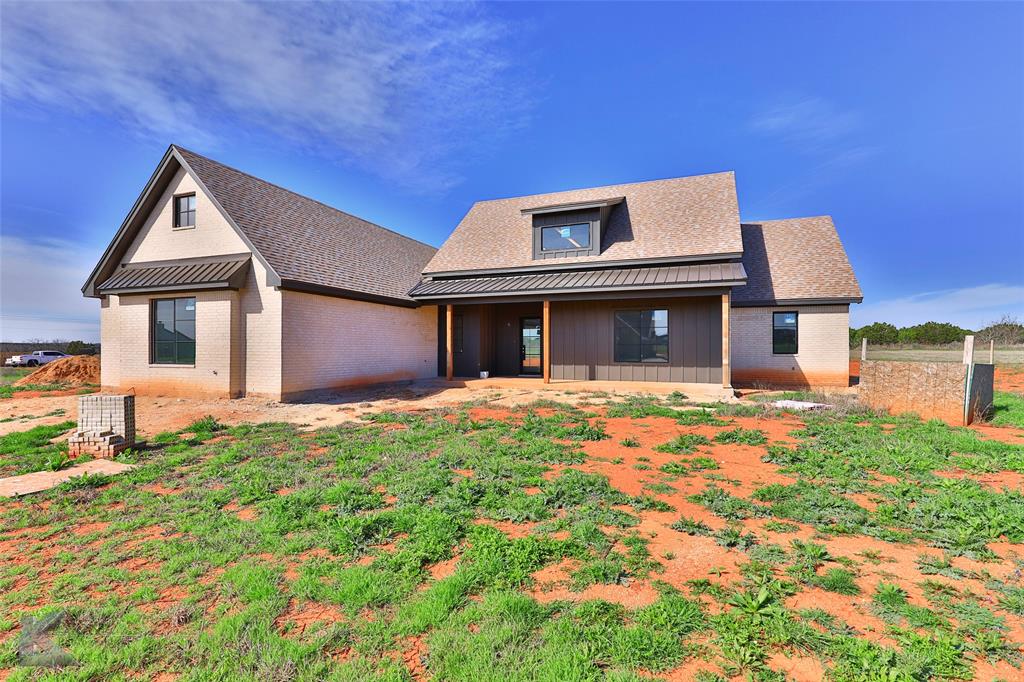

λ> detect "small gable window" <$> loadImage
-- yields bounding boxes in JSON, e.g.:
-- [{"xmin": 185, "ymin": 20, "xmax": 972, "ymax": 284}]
[
  {"xmin": 772, "ymin": 311, "xmax": 798, "ymax": 354},
  {"xmin": 174, "ymin": 193, "xmax": 196, "ymax": 228},
  {"xmin": 541, "ymin": 223, "xmax": 591, "ymax": 251}
]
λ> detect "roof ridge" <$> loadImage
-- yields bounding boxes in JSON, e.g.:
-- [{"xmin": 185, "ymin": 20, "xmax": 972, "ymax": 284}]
[
  {"xmin": 474, "ymin": 170, "xmax": 737, "ymax": 205},
  {"xmin": 171, "ymin": 144, "xmax": 436, "ymax": 252}
]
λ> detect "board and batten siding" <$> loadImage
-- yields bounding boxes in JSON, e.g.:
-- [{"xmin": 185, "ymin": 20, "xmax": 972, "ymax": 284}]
[{"xmin": 549, "ymin": 297, "xmax": 722, "ymax": 383}]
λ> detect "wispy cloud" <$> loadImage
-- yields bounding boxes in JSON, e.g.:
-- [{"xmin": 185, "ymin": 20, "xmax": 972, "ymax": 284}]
[
  {"xmin": 850, "ymin": 284, "xmax": 1024, "ymax": 330},
  {"xmin": 1, "ymin": 1, "xmax": 528, "ymax": 192},
  {"xmin": 0, "ymin": 236, "xmax": 101, "ymax": 342},
  {"xmin": 751, "ymin": 96, "xmax": 862, "ymax": 149},
  {"xmin": 746, "ymin": 95, "xmax": 878, "ymax": 214}
]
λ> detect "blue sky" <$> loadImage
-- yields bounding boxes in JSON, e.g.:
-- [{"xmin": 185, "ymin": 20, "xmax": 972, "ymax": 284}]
[{"xmin": 2, "ymin": 1, "xmax": 1022, "ymax": 342}]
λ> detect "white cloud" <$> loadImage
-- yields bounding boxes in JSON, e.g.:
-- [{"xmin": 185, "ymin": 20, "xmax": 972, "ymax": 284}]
[
  {"xmin": 1, "ymin": 1, "xmax": 527, "ymax": 192},
  {"xmin": 751, "ymin": 96, "xmax": 862, "ymax": 149},
  {"xmin": 0, "ymin": 236, "xmax": 101, "ymax": 342},
  {"xmin": 850, "ymin": 284, "xmax": 1024, "ymax": 330}
]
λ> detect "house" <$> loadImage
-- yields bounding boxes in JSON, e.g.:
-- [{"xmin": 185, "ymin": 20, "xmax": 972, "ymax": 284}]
[
  {"xmin": 85, "ymin": 145, "xmax": 861, "ymax": 400},
  {"xmin": 83, "ymin": 145, "xmax": 439, "ymax": 400},
  {"xmin": 412, "ymin": 173, "xmax": 861, "ymax": 389}
]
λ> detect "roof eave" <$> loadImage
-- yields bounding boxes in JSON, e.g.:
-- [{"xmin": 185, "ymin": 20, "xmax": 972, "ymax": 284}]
[
  {"xmin": 278, "ymin": 278, "xmax": 420, "ymax": 309},
  {"xmin": 731, "ymin": 296, "xmax": 863, "ymax": 307}
]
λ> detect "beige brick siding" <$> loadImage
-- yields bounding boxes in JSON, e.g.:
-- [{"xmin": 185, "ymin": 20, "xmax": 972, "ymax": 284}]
[
  {"xmin": 238, "ymin": 259, "xmax": 283, "ymax": 398},
  {"xmin": 730, "ymin": 304, "xmax": 850, "ymax": 387},
  {"xmin": 280, "ymin": 291, "xmax": 437, "ymax": 399},
  {"xmin": 100, "ymin": 290, "xmax": 241, "ymax": 397},
  {"xmin": 123, "ymin": 167, "xmax": 249, "ymax": 263}
]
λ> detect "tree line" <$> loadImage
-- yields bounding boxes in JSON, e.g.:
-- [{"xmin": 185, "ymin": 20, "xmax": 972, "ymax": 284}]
[{"xmin": 850, "ymin": 315, "xmax": 1024, "ymax": 347}]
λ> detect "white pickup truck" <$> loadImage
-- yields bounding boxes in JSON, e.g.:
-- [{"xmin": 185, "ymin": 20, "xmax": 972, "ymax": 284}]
[{"xmin": 4, "ymin": 350, "xmax": 70, "ymax": 367}]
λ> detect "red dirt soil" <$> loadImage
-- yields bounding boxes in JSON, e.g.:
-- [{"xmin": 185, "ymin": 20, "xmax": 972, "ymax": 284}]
[
  {"xmin": 995, "ymin": 364, "xmax": 1024, "ymax": 393},
  {"xmin": 13, "ymin": 355, "xmax": 99, "ymax": 387}
]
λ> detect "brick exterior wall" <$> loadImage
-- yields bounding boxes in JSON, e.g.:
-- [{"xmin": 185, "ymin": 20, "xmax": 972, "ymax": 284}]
[
  {"xmin": 280, "ymin": 291, "xmax": 438, "ymax": 399},
  {"xmin": 122, "ymin": 167, "xmax": 249, "ymax": 264},
  {"xmin": 730, "ymin": 304, "xmax": 850, "ymax": 388}
]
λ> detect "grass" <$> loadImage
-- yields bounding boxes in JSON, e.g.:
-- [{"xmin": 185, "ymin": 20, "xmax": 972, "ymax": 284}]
[
  {"xmin": 0, "ymin": 420, "xmax": 76, "ymax": 476},
  {"xmin": 0, "ymin": 399, "xmax": 1021, "ymax": 680},
  {"xmin": 992, "ymin": 391, "xmax": 1024, "ymax": 428}
]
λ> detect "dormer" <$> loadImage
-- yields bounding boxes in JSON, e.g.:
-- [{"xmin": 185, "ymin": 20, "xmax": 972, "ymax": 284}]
[{"xmin": 522, "ymin": 196, "xmax": 624, "ymax": 260}]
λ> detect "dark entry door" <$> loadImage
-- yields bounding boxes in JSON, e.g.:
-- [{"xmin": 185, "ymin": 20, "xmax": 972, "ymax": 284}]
[{"xmin": 520, "ymin": 317, "xmax": 542, "ymax": 375}]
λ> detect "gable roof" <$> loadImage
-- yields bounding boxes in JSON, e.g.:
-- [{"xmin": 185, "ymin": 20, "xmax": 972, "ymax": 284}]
[
  {"xmin": 732, "ymin": 216, "xmax": 862, "ymax": 305},
  {"xmin": 84, "ymin": 145, "xmax": 436, "ymax": 307},
  {"xmin": 422, "ymin": 172, "xmax": 742, "ymax": 276}
]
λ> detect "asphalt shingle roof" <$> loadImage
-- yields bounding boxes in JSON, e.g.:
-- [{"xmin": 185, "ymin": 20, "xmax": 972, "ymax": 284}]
[
  {"xmin": 422, "ymin": 171, "xmax": 742, "ymax": 275},
  {"xmin": 176, "ymin": 146, "xmax": 436, "ymax": 304},
  {"xmin": 732, "ymin": 217, "xmax": 862, "ymax": 304}
]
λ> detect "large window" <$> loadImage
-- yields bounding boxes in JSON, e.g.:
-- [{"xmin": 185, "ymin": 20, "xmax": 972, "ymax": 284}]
[
  {"xmin": 541, "ymin": 223, "xmax": 590, "ymax": 251},
  {"xmin": 174, "ymin": 193, "xmax": 196, "ymax": 228},
  {"xmin": 772, "ymin": 311, "xmax": 798, "ymax": 354},
  {"xmin": 614, "ymin": 309, "xmax": 668, "ymax": 363},
  {"xmin": 152, "ymin": 297, "xmax": 196, "ymax": 364}
]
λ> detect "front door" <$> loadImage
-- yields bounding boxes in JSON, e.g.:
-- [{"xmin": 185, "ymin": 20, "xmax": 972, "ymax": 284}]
[{"xmin": 520, "ymin": 317, "xmax": 542, "ymax": 375}]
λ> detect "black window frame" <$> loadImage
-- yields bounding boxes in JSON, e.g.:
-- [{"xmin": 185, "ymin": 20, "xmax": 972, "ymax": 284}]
[
  {"xmin": 453, "ymin": 314, "xmax": 464, "ymax": 354},
  {"xmin": 772, "ymin": 311, "xmax": 799, "ymax": 355},
  {"xmin": 173, "ymin": 193, "xmax": 196, "ymax": 228},
  {"xmin": 151, "ymin": 297, "xmax": 197, "ymax": 365},
  {"xmin": 613, "ymin": 308, "xmax": 669, "ymax": 364},
  {"xmin": 539, "ymin": 222, "xmax": 592, "ymax": 252}
]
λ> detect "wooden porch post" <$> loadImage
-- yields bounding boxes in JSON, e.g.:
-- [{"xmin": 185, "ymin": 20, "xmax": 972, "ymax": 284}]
[
  {"xmin": 543, "ymin": 299, "xmax": 551, "ymax": 384},
  {"xmin": 721, "ymin": 292, "xmax": 731, "ymax": 388},
  {"xmin": 446, "ymin": 304, "xmax": 454, "ymax": 381}
]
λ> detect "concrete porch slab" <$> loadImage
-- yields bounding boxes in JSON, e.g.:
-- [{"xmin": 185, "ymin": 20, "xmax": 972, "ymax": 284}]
[
  {"xmin": 415, "ymin": 377, "xmax": 737, "ymax": 403},
  {"xmin": 0, "ymin": 459, "xmax": 136, "ymax": 498}
]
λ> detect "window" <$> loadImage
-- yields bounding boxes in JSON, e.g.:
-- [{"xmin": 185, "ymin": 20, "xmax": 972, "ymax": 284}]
[
  {"xmin": 541, "ymin": 223, "xmax": 590, "ymax": 251},
  {"xmin": 152, "ymin": 297, "xmax": 196, "ymax": 364},
  {"xmin": 174, "ymin": 193, "xmax": 196, "ymax": 228},
  {"xmin": 453, "ymin": 314, "xmax": 464, "ymax": 354},
  {"xmin": 614, "ymin": 309, "xmax": 668, "ymax": 363},
  {"xmin": 772, "ymin": 311, "xmax": 798, "ymax": 354}
]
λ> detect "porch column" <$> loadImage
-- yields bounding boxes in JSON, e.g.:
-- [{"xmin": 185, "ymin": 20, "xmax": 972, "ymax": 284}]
[
  {"xmin": 446, "ymin": 304, "xmax": 454, "ymax": 381},
  {"xmin": 543, "ymin": 299, "xmax": 551, "ymax": 384},
  {"xmin": 721, "ymin": 292, "xmax": 731, "ymax": 388}
]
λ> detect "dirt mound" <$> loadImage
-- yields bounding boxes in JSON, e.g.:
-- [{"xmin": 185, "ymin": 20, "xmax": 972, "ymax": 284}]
[{"xmin": 14, "ymin": 355, "xmax": 100, "ymax": 387}]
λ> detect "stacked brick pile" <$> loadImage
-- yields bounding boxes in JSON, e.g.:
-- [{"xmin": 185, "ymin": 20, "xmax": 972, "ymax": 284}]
[{"xmin": 69, "ymin": 395, "xmax": 136, "ymax": 458}]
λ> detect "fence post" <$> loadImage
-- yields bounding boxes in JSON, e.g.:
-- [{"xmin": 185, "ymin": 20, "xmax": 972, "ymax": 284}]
[
  {"xmin": 962, "ymin": 335, "xmax": 975, "ymax": 365},
  {"xmin": 989, "ymin": 340, "xmax": 994, "ymax": 364},
  {"xmin": 860, "ymin": 337, "xmax": 867, "ymax": 362}
]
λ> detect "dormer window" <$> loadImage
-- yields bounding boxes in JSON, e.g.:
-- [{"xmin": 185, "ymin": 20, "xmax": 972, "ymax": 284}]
[
  {"xmin": 541, "ymin": 223, "xmax": 591, "ymax": 251},
  {"xmin": 523, "ymin": 196, "xmax": 623, "ymax": 261},
  {"xmin": 174, "ymin": 193, "xmax": 196, "ymax": 228}
]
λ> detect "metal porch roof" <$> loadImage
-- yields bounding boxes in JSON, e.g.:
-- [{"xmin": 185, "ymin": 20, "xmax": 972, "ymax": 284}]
[
  {"xmin": 97, "ymin": 255, "xmax": 251, "ymax": 295},
  {"xmin": 410, "ymin": 262, "xmax": 746, "ymax": 300}
]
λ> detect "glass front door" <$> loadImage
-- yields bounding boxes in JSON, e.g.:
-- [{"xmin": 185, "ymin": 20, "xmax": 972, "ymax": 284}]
[{"xmin": 520, "ymin": 317, "xmax": 542, "ymax": 375}]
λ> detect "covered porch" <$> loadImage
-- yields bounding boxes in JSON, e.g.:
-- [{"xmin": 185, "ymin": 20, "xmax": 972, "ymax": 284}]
[{"xmin": 436, "ymin": 292, "xmax": 734, "ymax": 388}]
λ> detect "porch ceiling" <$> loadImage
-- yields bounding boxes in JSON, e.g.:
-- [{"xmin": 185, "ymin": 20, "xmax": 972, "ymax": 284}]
[{"xmin": 410, "ymin": 262, "xmax": 746, "ymax": 300}]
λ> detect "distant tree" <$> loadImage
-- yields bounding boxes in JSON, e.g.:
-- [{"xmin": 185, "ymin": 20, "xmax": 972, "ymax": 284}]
[
  {"xmin": 976, "ymin": 315, "xmax": 1024, "ymax": 345},
  {"xmin": 897, "ymin": 321, "xmax": 972, "ymax": 345},
  {"xmin": 65, "ymin": 340, "xmax": 87, "ymax": 355},
  {"xmin": 851, "ymin": 322, "xmax": 900, "ymax": 346}
]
